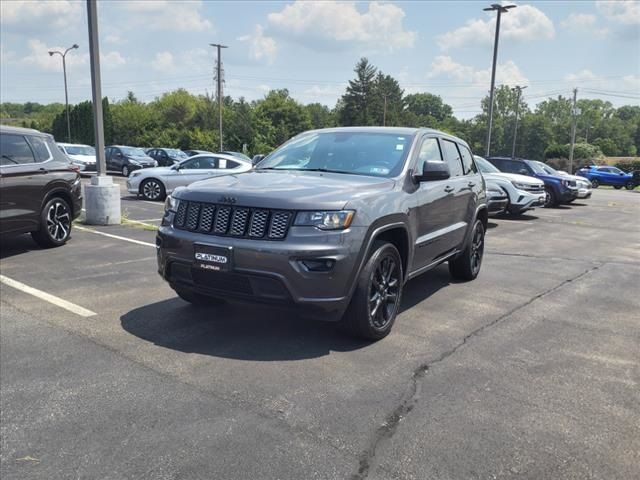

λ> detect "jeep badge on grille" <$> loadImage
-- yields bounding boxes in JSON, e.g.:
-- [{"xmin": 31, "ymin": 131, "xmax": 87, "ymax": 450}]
[{"xmin": 218, "ymin": 196, "xmax": 237, "ymax": 204}]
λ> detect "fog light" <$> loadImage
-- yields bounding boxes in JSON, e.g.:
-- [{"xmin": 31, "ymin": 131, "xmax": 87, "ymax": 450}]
[{"xmin": 300, "ymin": 259, "xmax": 335, "ymax": 272}]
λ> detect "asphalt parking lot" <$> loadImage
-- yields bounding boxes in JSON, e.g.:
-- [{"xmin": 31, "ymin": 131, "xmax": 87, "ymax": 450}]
[{"xmin": 1, "ymin": 178, "xmax": 639, "ymax": 480}]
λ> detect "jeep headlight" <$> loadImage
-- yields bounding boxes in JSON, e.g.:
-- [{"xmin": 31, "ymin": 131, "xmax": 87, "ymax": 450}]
[
  {"xmin": 164, "ymin": 195, "xmax": 180, "ymax": 213},
  {"xmin": 294, "ymin": 210, "xmax": 355, "ymax": 230}
]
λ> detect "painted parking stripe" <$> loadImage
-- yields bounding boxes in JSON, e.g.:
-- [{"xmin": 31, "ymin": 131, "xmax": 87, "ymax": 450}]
[
  {"xmin": 0, "ymin": 274, "xmax": 97, "ymax": 317},
  {"xmin": 74, "ymin": 225, "xmax": 155, "ymax": 247}
]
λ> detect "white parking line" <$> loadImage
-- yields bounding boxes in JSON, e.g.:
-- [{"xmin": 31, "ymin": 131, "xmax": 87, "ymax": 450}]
[
  {"xmin": 0, "ymin": 274, "xmax": 97, "ymax": 317},
  {"xmin": 74, "ymin": 225, "xmax": 155, "ymax": 247}
]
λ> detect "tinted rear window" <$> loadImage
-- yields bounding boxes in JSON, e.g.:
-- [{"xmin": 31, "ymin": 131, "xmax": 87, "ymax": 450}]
[{"xmin": 0, "ymin": 133, "xmax": 36, "ymax": 165}]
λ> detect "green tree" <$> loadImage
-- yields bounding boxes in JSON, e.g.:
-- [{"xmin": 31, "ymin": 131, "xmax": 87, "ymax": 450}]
[
  {"xmin": 404, "ymin": 93, "xmax": 453, "ymax": 123},
  {"xmin": 339, "ymin": 57, "xmax": 377, "ymax": 126},
  {"xmin": 253, "ymin": 89, "xmax": 312, "ymax": 149},
  {"xmin": 371, "ymin": 72, "xmax": 404, "ymax": 126}
]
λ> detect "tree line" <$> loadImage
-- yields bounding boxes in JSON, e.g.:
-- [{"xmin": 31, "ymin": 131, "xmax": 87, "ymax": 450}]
[{"xmin": 2, "ymin": 57, "xmax": 639, "ymax": 170}]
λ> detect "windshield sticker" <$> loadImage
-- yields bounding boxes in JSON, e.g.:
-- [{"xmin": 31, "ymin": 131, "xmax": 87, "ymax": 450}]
[{"xmin": 396, "ymin": 144, "xmax": 404, "ymax": 151}]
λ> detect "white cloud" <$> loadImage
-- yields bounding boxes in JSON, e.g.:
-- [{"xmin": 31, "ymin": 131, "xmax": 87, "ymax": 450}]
[
  {"xmin": 105, "ymin": 35, "xmax": 125, "ymax": 45},
  {"xmin": 596, "ymin": 0, "xmax": 640, "ymax": 25},
  {"xmin": 21, "ymin": 39, "xmax": 88, "ymax": 72},
  {"xmin": 428, "ymin": 55, "xmax": 529, "ymax": 87},
  {"xmin": 560, "ymin": 13, "xmax": 608, "ymax": 37},
  {"xmin": 623, "ymin": 75, "xmax": 640, "ymax": 90},
  {"xmin": 238, "ymin": 25, "xmax": 278, "ymax": 65},
  {"xmin": 564, "ymin": 69, "xmax": 597, "ymax": 83},
  {"xmin": 437, "ymin": 3, "xmax": 554, "ymax": 50},
  {"xmin": 102, "ymin": 51, "xmax": 126, "ymax": 67},
  {"xmin": 152, "ymin": 51, "xmax": 175, "ymax": 71},
  {"xmin": 119, "ymin": 0, "xmax": 212, "ymax": 31},
  {"xmin": 0, "ymin": 0, "xmax": 81, "ymax": 30},
  {"xmin": 265, "ymin": 1, "xmax": 416, "ymax": 51}
]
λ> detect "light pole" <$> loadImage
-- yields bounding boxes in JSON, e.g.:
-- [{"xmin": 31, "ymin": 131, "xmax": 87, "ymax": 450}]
[
  {"xmin": 210, "ymin": 43, "xmax": 228, "ymax": 151},
  {"xmin": 49, "ymin": 44, "xmax": 79, "ymax": 142},
  {"xmin": 483, "ymin": 3, "xmax": 516, "ymax": 157},
  {"xmin": 511, "ymin": 85, "xmax": 527, "ymax": 159}
]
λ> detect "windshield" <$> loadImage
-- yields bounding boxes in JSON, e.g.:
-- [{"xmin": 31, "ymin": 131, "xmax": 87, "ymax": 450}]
[
  {"xmin": 526, "ymin": 160, "xmax": 548, "ymax": 175},
  {"xmin": 121, "ymin": 147, "xmax": 147, "ymax": 157},
  {"xmin": 535, "ymin": 161, "xmax": 559, "ymax": 175},
  {"xmin": 65, "ymin": 145, "xmax": 95, "ymax": 156},
  {"xmin": 257, "ymin": 131, "xmax": 413, "ymax": 177},
  {"xmin": 474, "ymin": 156, "xmax": 500, "ymax": 174},
  {"xmin": 166, "ymin": 149, "xmax": 188, "ymax": 159},
  {"xmin": 609, "ymin": 167, "xmax": 623, "ymax": 174}
]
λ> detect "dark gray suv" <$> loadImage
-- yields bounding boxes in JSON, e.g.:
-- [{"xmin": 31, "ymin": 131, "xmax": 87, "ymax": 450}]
[{"xmin": 157, "ymin": 127, "xmax": 487, "ymax": 340}]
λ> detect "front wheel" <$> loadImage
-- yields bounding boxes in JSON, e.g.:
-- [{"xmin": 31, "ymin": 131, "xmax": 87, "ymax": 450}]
[
  {"xmin": 141, "ymin": 178, "xmax": 166, "ymax": 201},
  {"xmin": 31, "ymin": 197, "xmax": 72, "ymax": 248},
  {"xmin": 340, "ymin": 242, "xmax": 403, "ymax": 341},
  {"xmin": 625, "ymin": 181, "xmax": 636, "ymax": 190},
  {"xmin": 591, "ymin": 179, "xmax": 599, "ymax": 188},
  {"xmin": 542, "ymin": 187, "xmax": 557, "ymax": 208},
  {"xmin": 449, "ymin": 219, "xmax": 485, "ymax": 281},
  {"xmin": 614, "ymin": 185, "xmax": 622, "ymax": 190}
]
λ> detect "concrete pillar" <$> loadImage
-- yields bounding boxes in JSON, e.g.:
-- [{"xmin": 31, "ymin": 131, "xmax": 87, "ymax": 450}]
[{"xmin": 84, "ymin": 175, "xmax": 121, "ymax": 225}]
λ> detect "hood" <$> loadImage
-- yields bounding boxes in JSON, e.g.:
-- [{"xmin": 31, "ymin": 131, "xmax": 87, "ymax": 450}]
[
  {"xmin": 128, "ymin": 155, "xmax": 155, "ymax": 164},
  {"xmin": 175, "ymin": 170, "xmax": 396, "ymax": 210},
  {"xmin": 132, "ymin": 166, "xmax": 172, "ymax": 176},
  {"xmin": 482, "ymin": 172, "xmax": 542, "ymax": 185},
  {"xmin": 68, "ymin": 154, "xmax": 96, "ymax": 163}
]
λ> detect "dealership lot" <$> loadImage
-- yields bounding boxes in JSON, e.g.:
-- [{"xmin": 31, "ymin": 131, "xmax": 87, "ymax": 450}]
[{"xmin": 1, "ymin": 180, "xmax": 639, "ymax": 479}]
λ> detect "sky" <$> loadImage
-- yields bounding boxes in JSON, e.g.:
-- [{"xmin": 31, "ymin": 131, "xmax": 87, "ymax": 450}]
[{"xmin": 1, "ymin": 0, "xmax": 639, "ymax": 119}]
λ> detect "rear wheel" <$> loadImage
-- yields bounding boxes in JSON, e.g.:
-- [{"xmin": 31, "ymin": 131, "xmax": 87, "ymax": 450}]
[
  {"xmin": 174, "ymin": 288, "xmax": 226, "ymax": 306},
  {"xmin": 122, "ymin": 165, "xmax": 130, "ymax": 177},
  {"xmin": 591, "ymin": 179, "xmax": 599, "ymax": 188},
  {"xmin": 625, "ymin": 181, "xmax": 636, "ymax": 190},
  {"xmin": 614, "ymin": 185, "xmax": 622, "ymax": 190},
  {"xmin": 31, "ymin": 197, "xmax": 72, "ymax": 248},
  {"xmin": 340, "ymin": 242, "xmax": 403, "ymax": 341},
  {"xmin": 449, "ymin": 220, "xmax": 485, "ymax": 281},
  {"xmin": 141, "ymin": 178, "xmax": 166, "ymax": 201}
]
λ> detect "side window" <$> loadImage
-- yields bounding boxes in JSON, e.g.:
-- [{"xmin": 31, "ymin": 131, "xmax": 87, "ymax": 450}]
[
  {"xmin": 500, "ymin": 160, "xmax": 525, "ymax": 175},
  {"xmin": 416, "ymin": 137, "xmax": 443, "ymax": 163},
  {"xmin": 0, "ymin": 134, "xmax": 36, "ymax": 165},
  {"xmin": 226, "ymin": 160, "xmax": 241, "ymax": 169},
  {"xmin": 200, "ymin": 157, "xmax": 218, "ymax": 169},
  {"xmin": 440, "ymin": 139, "xmax": 464, "ymax": 177},
  {"xmin": 458, "ymin": 145, "xmax": 477, "ymax": 175},
  {"xmin": 28, "ymin": 136, "xmax": 52, "ymax": 162}
]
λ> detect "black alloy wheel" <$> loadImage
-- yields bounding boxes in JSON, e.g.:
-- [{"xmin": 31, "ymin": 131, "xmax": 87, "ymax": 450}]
[
  {"xmin": 368, "ymin": 254, "xmax": 401, "ymax": 331},
  {"xmin": 141, "ymin": 178, "xmax": 166, "ymax": 201},
  {"xmin": 31, "ymin": 197, "xmax": 72, "ymax": 248},
  {"xmin": 591, "ymin": 179, "xmax": 599, "ymax": 188},
  {"xmin": 625, "ymin": 181, "xmax": 636, "ymax": 190},
  {"xmin": 449, "ymin": 219, "xmax": 485, "ymax": 281},
  {"xmin": 543, "ymin": 187, "xmax": 556, "ymax": 208}
]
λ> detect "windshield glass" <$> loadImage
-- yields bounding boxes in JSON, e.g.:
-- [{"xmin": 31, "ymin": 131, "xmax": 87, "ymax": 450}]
[
  {"xmin": 166, "ymin": 149, "xmax": 188, "ymax": 159},
  {"xmin": 121, "ymin": 147, "xmax": 147, "ymax": 157},
  {"xmin": 474, "ymin": 156, "xmax": 500, "ymax": 174},
  {"xmin": 257, "ymin": 131, "xmax": 413, "ymax": 177},
  {"xmin": 535, "ymin": 161, "xmax": 559, "ymax": 175},
  {"xmin": 65, "ymin": 145, "xmax": 95, "ymax": 156},
  {"xmin": 609, "ymin": 167, "xmax": 623, "ymax": 174},
  {"xmin": 526, "ymin": 160, "xmax": 547, "ymax": 174}
]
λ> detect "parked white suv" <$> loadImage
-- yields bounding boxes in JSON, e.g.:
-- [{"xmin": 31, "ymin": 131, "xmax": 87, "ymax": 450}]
[{"xmin": 475, "ymin": 156, "xmax": 545, "ymax": 215}]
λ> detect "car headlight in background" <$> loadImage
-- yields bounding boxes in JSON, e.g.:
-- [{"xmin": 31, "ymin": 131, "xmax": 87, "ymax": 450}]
[
  {"xmin": 487, "ymin": 189, "xmax": 504, "ymax": 198},
  {"xmin": 129, "ymin": 160, "xmax": 141, "ymax": 166},
  {"xmin": 152, "ymin": 160, "xmax": 158, "ymax": 167},
  {"xmin": 294, "ymin": 210, "xmax": 355, "ymax": 230},
  {"xmin": 164, "ymin": 195, "xmax": 180, "ymax": 213},
  {"xmin": 130, "ymin": 171, "xmax": 141, "ymax": 178},
  {"xmin": 511, "ymin": 181, "xmax": 529, "ymax": 190}
]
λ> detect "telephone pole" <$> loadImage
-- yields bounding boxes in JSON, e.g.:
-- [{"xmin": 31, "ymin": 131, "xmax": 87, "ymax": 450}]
[
  {"xmin": 511, "ymin": 85, "xmax": 527, "ymax": 159},
  {"xmin": 210, "ymin": 43, "xmax": 227, "ymax": 151},
  {"xmin": 483, "ymin": 3, "xmax": 516, "ymax": 157},
  {"xmin": 382, "ymin": 94, "xmax": 389, "ymax": 126},
  {"xmin": 568, "ymin": 88, "xmax": 578, "ymax": 174}
]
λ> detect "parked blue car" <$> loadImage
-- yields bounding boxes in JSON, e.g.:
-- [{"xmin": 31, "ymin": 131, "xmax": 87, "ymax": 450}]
[
  {"xmin": 487, "ymin": 157, "xmax": 579, "ymax": 207},
  {"xmin": 576, "ymin": 166, "xmax": 636, "ymax": 190}
]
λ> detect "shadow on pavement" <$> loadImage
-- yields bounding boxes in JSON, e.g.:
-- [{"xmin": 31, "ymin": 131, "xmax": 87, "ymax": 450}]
[
  {"xmin": 495, "ymin": 212, "xmax": 539, "ymax": 221},
  {"xmin": 0, "ymin": 234, "xmax": 42, "ymax": 260},
  {"xmin": 121, "ymin": 267, "xmax": 451, "ymax": 361}
]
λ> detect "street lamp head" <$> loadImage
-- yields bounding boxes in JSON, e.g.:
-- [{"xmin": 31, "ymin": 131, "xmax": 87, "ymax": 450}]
[
  {"xmin": 72, "ymin": 44, "xmax": 79, "ymax": 49},
  {"xmin": 483, "ymin": 4, "xmax": 516, "ymax": 12},
  {"xmin": 48, "ymin": 51, "xmax": 55, "ymax": 56}
]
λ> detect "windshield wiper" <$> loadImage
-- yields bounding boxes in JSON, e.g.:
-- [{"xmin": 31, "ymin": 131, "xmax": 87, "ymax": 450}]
[{"xmin": 1, "ymin": 154, "xmax": 18, "ymax": 164}]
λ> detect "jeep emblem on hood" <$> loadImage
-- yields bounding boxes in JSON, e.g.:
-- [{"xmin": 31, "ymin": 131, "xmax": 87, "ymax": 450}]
[{"xmin": 218, "ymin": 196, "xmax": 237, "ymax": 204}]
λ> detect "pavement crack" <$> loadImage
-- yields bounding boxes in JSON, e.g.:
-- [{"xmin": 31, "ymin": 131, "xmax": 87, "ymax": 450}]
[{"xmin": 350, "ymin": 262, "xmax": 603, "ymax": 480}]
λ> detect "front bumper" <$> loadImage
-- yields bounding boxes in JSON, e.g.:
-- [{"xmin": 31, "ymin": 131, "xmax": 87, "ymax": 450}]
[
  {"xmin": 559, "ymin": 188, "xmax": 579, "ymax": 203},
  {"xmin": 488, "ymin": 196, "xmax": 508, "ymax": 215},
  {"xmin": 156, "ymin": 220, "xmax": 367, "ymax": 321},
  {"xmin": 126, "ymin": 177, "xmax": 141, "ymax": 195},
  {"xmin": 577, "ymin": 188, "xmax": 592, "ymax": 199}
]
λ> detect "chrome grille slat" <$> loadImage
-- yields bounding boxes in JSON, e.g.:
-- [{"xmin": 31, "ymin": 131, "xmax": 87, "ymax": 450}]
[{"xmin": 175, "ymin": 201, "xmax": 292, "ymax": 240}]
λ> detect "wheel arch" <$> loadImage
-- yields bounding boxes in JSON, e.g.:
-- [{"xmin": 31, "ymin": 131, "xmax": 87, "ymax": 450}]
[{"xmin": 42, "ymin": 187, "xmax": 75, "ymax": 217}]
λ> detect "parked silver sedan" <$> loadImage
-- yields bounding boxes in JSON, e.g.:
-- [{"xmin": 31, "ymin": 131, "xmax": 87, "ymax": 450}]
[{"xmin": 126, "ymin": 153, "xmax": 252, "ymax": 200}]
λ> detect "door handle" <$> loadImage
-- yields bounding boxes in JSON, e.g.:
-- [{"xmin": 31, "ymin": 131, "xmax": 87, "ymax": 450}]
[
  {"xmin": 39, "ymin": 167, "xmax": 49, "ymax": 174},
  {"xmin": 444, "ymin": 186, "xmax": 454, "ymax": 193}
]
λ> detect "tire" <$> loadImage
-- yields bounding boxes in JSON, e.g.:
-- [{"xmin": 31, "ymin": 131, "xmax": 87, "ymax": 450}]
[
  {"xmin": 174, "ymin": 288, "xmax": 226, "ymax": 306},
  {"xmin": 614, "ymin": 185, "xmax": 622, "ymax": 190},
  {"xmin": 122, "ymin": 165, "xmax": 130, "ymax": 177},
  {"xmin": 31, "ymin": 197, "xmax": 72, "ymax": 248},
  {"xmin": 591, "ymin": 179, "xmax": 599, "ymax": 188},
  {"xmin": 625, "ymin": 181, "xmax": 636, "ymax": 190},
  {"xmin": 141, "ymin": 178, "xmax": 166, "ymax": 201},
  {"xmin": 542, "ymin": 187, "xmax": 557, "ymax": 208},
  {"xmin": 340, "ymin": 242, "xmax": 403, "ymax": 341},
  {"xmin": 449, "ymin": 219, "xmax": 485, "ymax": 281}
]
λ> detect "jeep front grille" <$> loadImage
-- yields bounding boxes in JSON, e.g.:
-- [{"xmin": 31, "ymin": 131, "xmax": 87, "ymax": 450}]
[{"xmin": 174, "ymin": 201, "xmax": 293, "ymax": 240}]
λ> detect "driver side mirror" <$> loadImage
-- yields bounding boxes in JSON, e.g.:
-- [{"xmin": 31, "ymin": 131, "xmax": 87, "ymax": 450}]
[
  {"xmin": 414, "ymin": 161, "xmax": 450, "ymax": 182},
  {"xmin": 518, "ymin": 168, "xmax": 529, "ymax": 176},
  {"xmin": 116, "ymin": 152, "xmax": 123, "ymax": 158}
]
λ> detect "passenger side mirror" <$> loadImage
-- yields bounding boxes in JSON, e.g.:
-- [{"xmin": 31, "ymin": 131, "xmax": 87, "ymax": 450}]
[
  {"xmin": 414, "ymin": 161, "xmax": 450, "ymax": 182},
  {"xmin": 518, "ymin": 168, "xmax": 529, "ymax": 175},
  {"xmin": 252, "ymin": 154, "xmax": 265, "ymax": 165},
  {"xmin": 116, "ymin": 152, "xmax": 123, "ymax": 158}
]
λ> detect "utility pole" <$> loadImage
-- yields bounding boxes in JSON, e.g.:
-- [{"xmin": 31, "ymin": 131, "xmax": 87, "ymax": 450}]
[
  {"xmin": 382, "ymin": 94, "xmax": 388, "ymax": 126},
  {"xmin": 511, "ymin": 85, "xmax": 527, "ymax": 159},
  {"xmin": 483, "ymin": 3, "xmax": 516, "ymax": 157},
  {"xmin": 210, "ymin": 43, "xmax": 227, "ymax": 151},
  {"xmin": 48, "ymin": 44, "xmax": 79, "ymax": 142},
  {"xmin": 568, "ymin": 88, "xmax": 578, "ymax": 174}
]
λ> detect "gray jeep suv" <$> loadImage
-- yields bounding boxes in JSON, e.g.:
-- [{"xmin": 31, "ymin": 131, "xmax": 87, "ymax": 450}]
[{"xmin": 157, "ymin": 127, "xmax": 488, "ymax": 340}]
